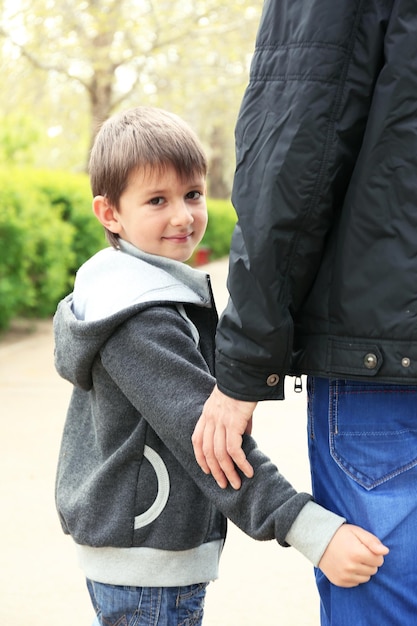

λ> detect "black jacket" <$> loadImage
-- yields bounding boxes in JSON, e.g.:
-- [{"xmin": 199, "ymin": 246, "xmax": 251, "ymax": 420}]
[{"xmin": 216, "ymin": 0, "xmax": 417, "ymax": 401}]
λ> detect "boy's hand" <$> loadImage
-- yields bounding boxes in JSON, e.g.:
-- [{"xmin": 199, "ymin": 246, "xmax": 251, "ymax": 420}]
[
  {"xmin": 318, "ymin": 524, "xmax": 389, "ymax": 587},
  {"xmin": 192, "ymin": 385, "xmax": 256, "ymax": 489}
]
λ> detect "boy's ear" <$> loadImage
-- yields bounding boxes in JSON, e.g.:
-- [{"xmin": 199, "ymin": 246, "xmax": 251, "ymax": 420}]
[{"xmin": 92, "ymin": 196, "xmax": 122, "ymax": 234}]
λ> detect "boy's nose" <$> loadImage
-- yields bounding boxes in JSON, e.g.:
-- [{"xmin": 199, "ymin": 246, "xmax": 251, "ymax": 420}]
[{"xmin": 171, "ymin": 201, "xmax": 194, "ymax": 225}]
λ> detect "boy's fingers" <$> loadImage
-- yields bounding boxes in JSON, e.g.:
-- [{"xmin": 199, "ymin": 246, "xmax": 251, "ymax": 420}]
[
  {"xmin": 351, "ymin": 525, "xmax": 390, "ymax": 556},
  {"xmin": 366, "ymin": 537, "xmax": 390, "ymax": 557}
]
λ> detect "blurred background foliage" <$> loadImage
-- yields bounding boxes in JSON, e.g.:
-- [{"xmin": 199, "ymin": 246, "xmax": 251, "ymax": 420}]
[
  {"xmin": 0, "ymin": 168, "xmax": 236, "ymax": 331},
  {"xmin": 0, "ymin": 0, "xmax": 262, "ymax": 195},
  {"xmin": 0, "ymin": 0, "xmax": 260, "ymax": 330}
]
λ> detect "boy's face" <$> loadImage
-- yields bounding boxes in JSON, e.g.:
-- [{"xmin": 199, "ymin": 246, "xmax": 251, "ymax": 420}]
[{"xmin": 104, "ymin": 165, "xmax": 207, "ymax": 262}]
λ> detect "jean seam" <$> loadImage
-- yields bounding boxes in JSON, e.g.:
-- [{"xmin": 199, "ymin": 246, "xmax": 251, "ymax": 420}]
[{"xmin": 307, "ymin": 376, "xmax": 316, "ymax": 440}]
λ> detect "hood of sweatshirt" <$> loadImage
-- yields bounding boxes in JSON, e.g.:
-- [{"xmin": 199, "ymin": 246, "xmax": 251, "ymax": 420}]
[{"xmin": 53, "ymin": 239, "xmax": 212, "ymax": 391}]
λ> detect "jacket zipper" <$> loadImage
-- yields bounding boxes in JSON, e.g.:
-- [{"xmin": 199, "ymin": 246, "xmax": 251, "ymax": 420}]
[{"xmin": 294, "ymin": 376, "xmax": 303, "ymax": 393}]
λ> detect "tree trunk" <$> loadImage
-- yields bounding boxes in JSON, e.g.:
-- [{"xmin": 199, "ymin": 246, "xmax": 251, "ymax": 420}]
[{"xmin": 208, "ymin": 125, "xmax": 231, "ymax": 199}]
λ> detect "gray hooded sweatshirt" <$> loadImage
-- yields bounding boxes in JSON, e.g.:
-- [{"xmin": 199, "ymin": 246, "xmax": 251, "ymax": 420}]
[{"xmin": 54, "ymin": 240, "xmax": 344, "ymax": 587}]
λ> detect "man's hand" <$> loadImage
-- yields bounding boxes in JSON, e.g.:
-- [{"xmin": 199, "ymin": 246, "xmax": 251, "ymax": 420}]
[
  {"xmin": 318, "ymin": 524, "xmax": 389, "ymax": 587},
  {"xmin": 192, "ymin": 385, "xmax": 256, "ymax": 489}
]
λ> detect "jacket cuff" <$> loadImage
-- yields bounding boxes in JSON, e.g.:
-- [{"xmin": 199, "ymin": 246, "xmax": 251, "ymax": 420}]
[
  {"xmin": 285, "ymin": 501, "xmax": 346, "ymax": 566},
  {"xmin": 215, "ymin": 351, "xmax": 285, "ymax": 401}
]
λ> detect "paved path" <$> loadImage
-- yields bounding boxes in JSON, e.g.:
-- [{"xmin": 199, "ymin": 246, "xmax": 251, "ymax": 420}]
[{"xmin": 0, "ymin": 258, "xmax": 320, "ymax": 625}]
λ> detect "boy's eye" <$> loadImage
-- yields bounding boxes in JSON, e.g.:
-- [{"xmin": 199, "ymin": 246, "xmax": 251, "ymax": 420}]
[
  {"xmin": 149, "ymin": 196, "xmax": 164, "ymax": 206},
  {"xmin": 186, "ymin": 190, "xmax": 202, "ymax": 200}
]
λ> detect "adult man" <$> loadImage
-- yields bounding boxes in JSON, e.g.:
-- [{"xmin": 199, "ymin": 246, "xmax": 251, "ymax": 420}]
[{"xmin": 193, "ymin": 1, "xmax": 417, "ymax": 624}]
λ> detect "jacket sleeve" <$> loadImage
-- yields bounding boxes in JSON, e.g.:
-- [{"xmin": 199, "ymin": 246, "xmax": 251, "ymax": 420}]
[
  {"xmin": 100, "ymin": 306, "xmax": 345, "ymax": 565},
  {"xmin": 215, "ymin": 0, "xmax": 388, "ymax": 400}
]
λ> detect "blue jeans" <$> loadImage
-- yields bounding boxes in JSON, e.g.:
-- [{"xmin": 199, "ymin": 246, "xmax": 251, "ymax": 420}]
[
  {"xmin": 307, "ymin": 377, "xmax": 417, "ymax": 625},
  {"xmin": 87, "ymin": 579, "xmax": 208, "ymax": 626}
]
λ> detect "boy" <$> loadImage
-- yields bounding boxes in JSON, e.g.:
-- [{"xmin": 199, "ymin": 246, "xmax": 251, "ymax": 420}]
[{"xmin": 54, "ymin": 107, "xmax": 387, "ymax": 625}]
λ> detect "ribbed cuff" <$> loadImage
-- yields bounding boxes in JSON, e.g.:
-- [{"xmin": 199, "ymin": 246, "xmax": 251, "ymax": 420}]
[{"xmin": 285, "ymin": 501, "xmax": 346, "ymax": 566}]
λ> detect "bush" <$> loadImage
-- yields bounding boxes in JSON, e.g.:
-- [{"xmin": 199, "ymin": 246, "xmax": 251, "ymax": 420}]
[
  {"xmin": 0, "ymin": 169, "xmax": 105, "ymax": 330},
  {"xmin": 0, "ymin": 169, "xmax": 236, "ymax": 331},
  {"xmin": 0, "ymin": 201, "xmax": 32, "ymax": 330},
  {"xmin": 22, "ymin": 169, "xmax": 106, "ymax": 274},
  {"xmin": 199, "ymin": 198, "xmax": 236, "ymax": 261},
  {"xmin": 0, "ymin": 170, "xmax": 78, "ymax": 329}
]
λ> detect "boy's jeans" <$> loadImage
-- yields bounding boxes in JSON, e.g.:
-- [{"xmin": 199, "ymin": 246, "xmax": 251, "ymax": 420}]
[
  {"xmin": 87, "ymin": 579, "xmax": 208, "ymax": 626},
  {"xmin": 307, "ymin": 377, "xmax": 417, "ymax": 626}
]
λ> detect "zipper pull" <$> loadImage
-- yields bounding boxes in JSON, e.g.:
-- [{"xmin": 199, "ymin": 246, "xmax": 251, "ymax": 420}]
[{"xmin": 294, "ymin": 376, "xmax": 303, "ymax": 393}]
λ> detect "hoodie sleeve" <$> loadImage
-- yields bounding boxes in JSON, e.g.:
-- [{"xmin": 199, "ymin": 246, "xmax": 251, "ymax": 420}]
[{"xmin": 99, "ymin": 305, "xmax": 344, "ymax": 565}]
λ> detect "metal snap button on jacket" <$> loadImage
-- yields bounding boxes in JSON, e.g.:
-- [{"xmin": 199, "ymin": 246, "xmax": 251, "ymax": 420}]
[
  {"xmin": 364, "ymin": 353, "xmax": 378, "ymax": 369},
  {"xmin": 266, "ymin": 373, "xmax": 280, "ymax": 386}
]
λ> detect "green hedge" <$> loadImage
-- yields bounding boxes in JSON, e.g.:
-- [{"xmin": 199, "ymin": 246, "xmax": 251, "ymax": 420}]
[
  {"xmin": 0, "ymin": 168, "xmax": 236, "ymax": 331},
  {"xmin": 22, "ymin": 169, "xmax": 107, "ymax": 274},
  {"xmin": 201, "ymin": 198, "xmax": 237, "ymax": 260},
  {"xmin": 0, "ymin": 169, "xmax": 105, "ymax": 330}
]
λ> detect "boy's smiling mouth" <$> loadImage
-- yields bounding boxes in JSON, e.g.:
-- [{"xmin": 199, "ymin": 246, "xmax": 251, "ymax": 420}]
[{"xmin": 163, "ymin": 232, "xmax": 193, "ymax": 242}]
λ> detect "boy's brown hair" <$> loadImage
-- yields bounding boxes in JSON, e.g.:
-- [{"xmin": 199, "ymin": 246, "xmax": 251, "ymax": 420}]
[{"xmin": 89, "ymin": 106, "xmax": 208, "ymax": 248}]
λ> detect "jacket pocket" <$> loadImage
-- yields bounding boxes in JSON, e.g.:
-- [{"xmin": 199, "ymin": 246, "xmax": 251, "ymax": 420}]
[{"xmin": 329, "ymin": 380, "xmax": 417, "ymax": 490}]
